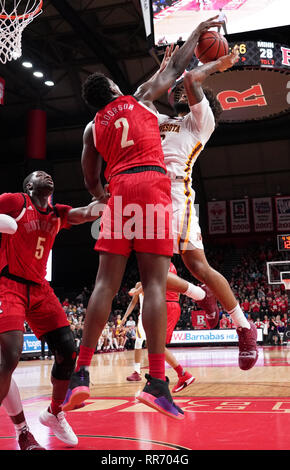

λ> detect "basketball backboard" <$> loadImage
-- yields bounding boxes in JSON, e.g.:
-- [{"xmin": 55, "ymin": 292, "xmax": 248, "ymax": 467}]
[{"xmin": 267, "ymin": 261, "xmax": 290, "ymax": 285}]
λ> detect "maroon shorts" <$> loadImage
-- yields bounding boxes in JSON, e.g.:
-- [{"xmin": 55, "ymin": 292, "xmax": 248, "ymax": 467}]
[
  {"xmin": 0, "ymin": 276, "xmax": 69, "ymax": 338},
  {"xmin": 95, "ymin": 171, "xmax": 173, "ymax": 257},
  {"xmin": 166, "ymin": 301, "xmax": 181, "ymax": 344}
]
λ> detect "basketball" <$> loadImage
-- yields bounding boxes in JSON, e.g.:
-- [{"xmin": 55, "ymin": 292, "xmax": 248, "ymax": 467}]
[{"xmin": 194, "ymin": 31, "xmax": 229, "ymax": 64}]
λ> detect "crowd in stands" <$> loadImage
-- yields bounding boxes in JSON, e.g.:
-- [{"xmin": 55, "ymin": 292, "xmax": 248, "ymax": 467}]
[
  {"xmin": 153, "ymin": 0, "xmax": 178, "ymax": 14},
  {"xmin": 24, "ymin": 241, "xmax": 290, "ymax": 354}
]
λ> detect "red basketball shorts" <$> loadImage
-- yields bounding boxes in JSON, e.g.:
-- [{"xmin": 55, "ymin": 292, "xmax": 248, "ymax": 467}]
[
  {"xmin": 95, "ymin": 171, "xmax": 173, "ymax": 257},
  {"xmin": 166, "ymin": 301, "xmax": 181, "ymax": 344},
  {"xmin": 0, "ymin": 276, "xmax": 69, "ymax": 338}
]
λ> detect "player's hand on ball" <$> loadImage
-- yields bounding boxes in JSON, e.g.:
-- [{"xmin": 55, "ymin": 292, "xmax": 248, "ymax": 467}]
[
  {"xmin": 217, "ymin": 45, "xmax": 239, "ymax": 72},
  {"xmin": 196, "ymin": 15, "xmax": 222, "ymax": 35}
]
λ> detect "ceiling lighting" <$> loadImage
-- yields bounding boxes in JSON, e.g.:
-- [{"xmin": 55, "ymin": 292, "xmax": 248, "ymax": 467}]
[
  {"xmin": 33, "ymin": 71, "xmax": 44, "ymax": 78},
  {"xmin": 44, "ymin": 80, "xmax": 55, "ymax": 87},
  {"xmin": 22, "ymin": 61, "xmax": 33, "ymax": 68}
]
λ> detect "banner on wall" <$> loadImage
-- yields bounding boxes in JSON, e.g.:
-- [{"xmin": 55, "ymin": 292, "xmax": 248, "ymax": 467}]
[
  {"xmin": 170, "ymin": 328, "xmax": 263, "ymax": 345},
  {"xmin": 275, "ymin": 196, "xmax": 290, "ymax": 231},
  {"xmin": 191, "ymin": 310, "xmax": 207, "ymax": 329},
  {"xmin": 207, "ymin": 201, "xmax": 227, "ymax": 234},
  {"xmin": 0, "ymin": 77, "xmax": 5, "ymax": 105},
  {"xmin": 230, "ymin": 199, "xmax": 250, "ymax": 233},
  {"xmin": 252, "ymin": 197, "xmax": 273, "ymax": 232},
  {"xmin": 22, "ymin": 334, "xmax": 48, "ymax": 355}
]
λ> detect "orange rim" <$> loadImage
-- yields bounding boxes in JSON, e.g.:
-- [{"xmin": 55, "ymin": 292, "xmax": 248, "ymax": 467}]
[{"xmin": 0, "ymin": 0, "xmax": 43, "ymax": 20}]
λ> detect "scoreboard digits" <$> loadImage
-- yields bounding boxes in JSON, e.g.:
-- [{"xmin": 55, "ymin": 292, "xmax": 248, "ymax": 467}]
[
  {"xmin": 277, "ymin": 234, "xmax": 290, "ymax": 252},
  {"xmin": 229, "ymin": 40, "xmax": 290, "ymax": 69}
]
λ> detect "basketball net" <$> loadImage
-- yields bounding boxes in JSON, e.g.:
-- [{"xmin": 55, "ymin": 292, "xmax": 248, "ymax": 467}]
[
  {"xmin": 282, "ymin": 279, "xmax": 290, "ymax": 292},
  {"xmin": 0, "ymin": 1, "xmax": 43, "ymax": 64}
]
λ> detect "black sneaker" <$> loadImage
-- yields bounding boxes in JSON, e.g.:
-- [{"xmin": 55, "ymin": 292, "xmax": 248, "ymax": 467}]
[
  {"xmin": 136, "ymin": 374, "xmax": 184, "ymax": 420},
  {"xmin": 62, "ymin": 367, "xmax": 90, "ymax": 412}
]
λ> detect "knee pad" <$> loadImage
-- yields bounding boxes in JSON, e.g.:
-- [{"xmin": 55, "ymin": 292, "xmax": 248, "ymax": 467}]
[{"xmin": 43, "ymin": 326, "xmax": 77, "ymax": 381}]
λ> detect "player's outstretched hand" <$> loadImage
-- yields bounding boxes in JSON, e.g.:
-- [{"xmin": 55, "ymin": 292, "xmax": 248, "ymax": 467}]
[
  {"xmin": 159, "ymin": 43, "xmax": 180, "ymax": 73},
  {"xmin": 196, "ymin": 15, "xmax": 223, "ymax": 36},
  {"xmin": 217, "ymin": 45, "xmax": 239, "ymax": 72},
  {"xmin": 89, "ymin": 188, "xmax": 110, "ymax": 219}
]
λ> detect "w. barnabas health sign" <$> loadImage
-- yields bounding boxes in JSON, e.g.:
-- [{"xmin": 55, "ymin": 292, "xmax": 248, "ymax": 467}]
[{"xmin": 170, "ymin": 329, "xmax": 263, "ymax": 344}]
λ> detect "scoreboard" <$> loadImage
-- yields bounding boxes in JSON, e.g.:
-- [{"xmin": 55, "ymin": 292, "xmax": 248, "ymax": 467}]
[
  {"xmin": 229, "ymin": 41, "xmax": 290, "ymax": 69},
  {"xmin": 277, "ymin": 234, "xmax": 290, "ymax": 252}
]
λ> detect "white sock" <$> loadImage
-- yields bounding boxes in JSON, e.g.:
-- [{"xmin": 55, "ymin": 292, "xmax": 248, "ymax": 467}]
[
  {"xmin": 15, "ymin": 422, "xmax": 29, "ymax": 438},
  {"xmin": 228, "ymin": 304, "xmax": 250, "ymax": 329},
  {"xmin": 2, "ymin": 378, "xmax": 24, "ymax": 417},
  {"xmin": 184, "ymin": 282, "xmax": 206, "ymax": 301},
  {"xmin": 134, "ymin": 363, "xmax": 141, "ymax": 374}
]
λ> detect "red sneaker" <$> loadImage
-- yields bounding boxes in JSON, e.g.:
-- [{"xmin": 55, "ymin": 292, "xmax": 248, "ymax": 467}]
[
  {"xmin": 197, "ymin": 285, "xmax": 220, "ymax": 329},
  {"xmin": 172, "ymin": 371, "xmax": 195, "ymax": 393},
  {"xmin": 237, "ymin": 322, "xmax": 259, "ymax": 370},
  {"xmin": 18, "ymin": 429, "xmax": 46, "ymax": 450},
  {"xmin": 126, "ymin": 371, "xmax": 142, "ymax": 381}
]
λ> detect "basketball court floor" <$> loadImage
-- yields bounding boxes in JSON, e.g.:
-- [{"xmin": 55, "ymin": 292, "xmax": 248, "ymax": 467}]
[{"xmin": 1, "ymin": 344, "xmax": 290, "ymax": 452}]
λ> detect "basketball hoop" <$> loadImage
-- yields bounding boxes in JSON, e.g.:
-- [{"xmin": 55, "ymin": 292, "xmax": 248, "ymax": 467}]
[
  {"xmin": 282, "ymin": 279, "xmax": 290, "ymax": 292},
  {"xmin": 0, "ymin": 1, "xmax": 43, "ymax": 64}
]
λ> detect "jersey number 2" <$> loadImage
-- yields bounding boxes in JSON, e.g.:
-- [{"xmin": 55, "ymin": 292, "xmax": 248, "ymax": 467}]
[{"xmin": 114, "ymin": 118, "xmax": 134, "ymax": 148}]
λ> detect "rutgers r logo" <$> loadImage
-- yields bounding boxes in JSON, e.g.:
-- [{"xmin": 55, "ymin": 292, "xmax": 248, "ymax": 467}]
[{"xmin": 217, "ymin": 83, "xmax": 267, "ymax": 111}]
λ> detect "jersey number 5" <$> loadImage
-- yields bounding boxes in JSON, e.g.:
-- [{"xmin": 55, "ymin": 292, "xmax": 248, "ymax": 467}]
[
  {"xmin": 35, "ymin": 236, "xmax": 46, "ymax": 260},
  {"xmin": 114, "ymin": 118, "xmax": 134, "ymax": 148}
]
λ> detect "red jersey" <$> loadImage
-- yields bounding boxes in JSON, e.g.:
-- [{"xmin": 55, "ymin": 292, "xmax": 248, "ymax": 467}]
[
  {"xmin": 93, "ymin": 95, "xmax": 166, "ymax": 180},
  {"xmin": 166, "ymin": 262, "xmax": 179, "ymax": 302},
  {"xmin": 0, "ymin": 193, "xmax": 71, "ymax": 283}
]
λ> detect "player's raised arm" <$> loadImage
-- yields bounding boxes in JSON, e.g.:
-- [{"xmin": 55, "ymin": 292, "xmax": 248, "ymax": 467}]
[
  {"xmin": 134, "ymin": 16, "xmax": 222, "ymax": 103},
  {"xmin": 120, "ymin": 293, "xmax": 140, "ymax": 327},
  {"xmin": 81, "ymin": 122, "xmax": 107, "ymax": 200},
  {"xmin": 183, "ymin": 46, "xmax": 239, "ymax": 105}
]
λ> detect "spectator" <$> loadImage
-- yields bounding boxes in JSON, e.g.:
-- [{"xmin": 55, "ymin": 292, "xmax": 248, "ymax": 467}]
[
  {"xmin": 219, "ymin": 313, "xmax": 230, "ymax": 329},
  {"xmin": 125, "ymin": 315, "xmax": 136, "ymax": 328},
  {"xmin": 126, "ymin": 326, "xmax": 136, "ymax": 350},
  {"xmin": 268, "ymin": 315, "xmax": 280, "ymax": 345}
]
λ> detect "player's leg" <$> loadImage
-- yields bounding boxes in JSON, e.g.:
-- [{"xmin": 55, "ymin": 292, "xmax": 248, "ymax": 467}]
[
  {"xmin": 182, "ymin": 247, "xmax": 248, "ymax": 323},
  {"xmin": 26, "ymin": 283, "xmax": 78, "ymax": 446},
  {"xmin": 165, "ymin": 348, "xmax": 195, "ymax": 393},
  {"xmin": 166, "ymin": 271, "xmax": 206, "ymax": 301},
  {"xmin": 62, "ymin": 252, "xmax": 128, "ymax": 411},
  {"xmin": 136, "ymin": 252, "xmax": 169, "ymax": 376},
  {"xmin": 135, "ymin": 253, "xmax": 184, "ymax": 420},
  {"xmin": 37, "ymin": 325, "xmax": 78, "ymax": 446},
  {"xmin": 165, "ymin": 302, "xmax": 195, "ymax": 393},
  {"xmin": 3, "ymin": 376, "xmax": 45, "ymax": 450},
  {"xmin": 182, "ymin": 248, "xmax": 258, "ymax": 370},
  {"xmin": 79, "ymin": 252, "xmax": 128, "ymax": 352},
  {"xmin": 126, "ymin": 328, "xmax": 144, "ymax": 381},
  {"xmin": 0, "ymin": 278, "xmax": 45, "ymax": 450},
  {"xmin": 0, "ymin": 331, "xmax": 23, "ymax": 404}
]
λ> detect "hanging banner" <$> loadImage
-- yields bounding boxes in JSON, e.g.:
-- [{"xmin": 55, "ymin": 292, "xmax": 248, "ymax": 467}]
[
  {"xmin": 252, "ymin": 197, "xmax": 273, "ymax": 232},
  {"xmin": 275, "ymin": 196, "xmax": 290, "ymax": 232},
  {"xmin": 0, "ymin": 77, "xmax": 5, "ymax": 105},
  {"xmin": 191, "ymin": 310, "xmax": 207, "ymax": 329},
  {"xmin": 207, "ymin": 201, "xmax": 227, "ymax": 235},
  {"xmin": 230, "ymin": 199, "xmax": 250, "ymax": 233}
]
